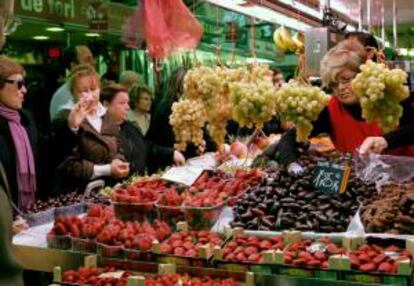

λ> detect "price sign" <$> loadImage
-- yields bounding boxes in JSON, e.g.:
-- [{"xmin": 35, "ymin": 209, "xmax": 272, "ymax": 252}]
[
  {"xmin": 161, "ymin": 166, "xmax": 204, "ymax": 186},
  {"xmin": 312, "ymin": 161, "xmax": 351, "ymax": 194}
]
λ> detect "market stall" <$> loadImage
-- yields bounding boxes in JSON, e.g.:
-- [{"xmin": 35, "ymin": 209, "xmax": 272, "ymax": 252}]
[{"xmin": 5, "ymin": 0, "xmax": 414, "ymax": 285}]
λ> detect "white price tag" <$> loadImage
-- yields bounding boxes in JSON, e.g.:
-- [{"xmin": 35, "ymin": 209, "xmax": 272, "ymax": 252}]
[
  {"xmin": 98, "ymin": 271, "xmax": 125, "ymax": 279},
  {"xmin": 161, "ymin": 166, "xmax": 204, "ymax": 186},
  {"xmin": 186, "ymin": 153, "xmax": 217, "ymax": 170}
]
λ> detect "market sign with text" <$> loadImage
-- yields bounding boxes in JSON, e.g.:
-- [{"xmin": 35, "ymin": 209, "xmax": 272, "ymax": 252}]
[
  {"xmin": 312, "ymin": 161, "xmax": 351, "ymax": 194},
  {"xmin": 15, "ymin": 0, "xmax": 132, "ymax": 32}
]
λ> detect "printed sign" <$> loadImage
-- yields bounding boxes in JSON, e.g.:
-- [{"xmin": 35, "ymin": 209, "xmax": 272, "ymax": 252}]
[{"xmin": 312, "ymin": 161, "xmax": 351, "ymax": 194}]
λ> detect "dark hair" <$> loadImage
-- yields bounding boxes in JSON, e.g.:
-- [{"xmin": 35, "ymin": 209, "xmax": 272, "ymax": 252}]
[
  {"xmin": 0, "ymin": 56, "xmax": 25, "ymax": 89},
  {"xmin": 345, "ymin": 32, "xmax": 379, "ymax": 50},
  {"xmin": 100, "ymin": 83, "xmax": 128, "ymax": 104},
  {"xmin": 129, "ymin": 84, "xmax": 152, "ymax": 110},
  {"xmin": 270, "ymin": 67, "xmax": 282, "ymax": 76},
  {"xmin": 62, "ymin": 45, "xmax": 92, "ymax": 69},
  {"xmin": 62, "ymin": 46, "xmax": 79, "ymax": 68},
  {"xmin": 162, "ymin": 67, "xmax": 188, "ymax": 105}
]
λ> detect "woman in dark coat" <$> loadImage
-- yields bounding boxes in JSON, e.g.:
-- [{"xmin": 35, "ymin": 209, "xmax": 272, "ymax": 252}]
[
  {"xmin": 101, "ymin": 84, "xmax": 185, "ymax": 175},
  {"xmin": 148, "ymin": 67, "xmax": 216, "ymax": 168},
  {"xmin": 0, "ymin": 162, "xmax": 24, "ymax": 286},
  {"xmin": 0, "ymin": 56, "xmax": 37, "ymax": 209},
  {"xmin": 54, "ymin": 66, "xmax": 130, "ymax": 192}
]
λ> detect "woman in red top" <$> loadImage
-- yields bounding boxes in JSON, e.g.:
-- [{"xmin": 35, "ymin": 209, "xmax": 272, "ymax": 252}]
[{"xmin": 277, "ymin": 39, "xmax": 414, "ymax": 166}]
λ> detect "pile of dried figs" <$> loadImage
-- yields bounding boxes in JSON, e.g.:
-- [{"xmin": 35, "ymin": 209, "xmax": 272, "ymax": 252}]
[{"xmin": 231, "ymin": 152, "xmax": 377, "ymax": 232}]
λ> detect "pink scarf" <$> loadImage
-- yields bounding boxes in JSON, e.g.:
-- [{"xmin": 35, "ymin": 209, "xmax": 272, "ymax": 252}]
[{"xmin": 0, "ymin": 103, "xmax": 36, "ymax": 208}]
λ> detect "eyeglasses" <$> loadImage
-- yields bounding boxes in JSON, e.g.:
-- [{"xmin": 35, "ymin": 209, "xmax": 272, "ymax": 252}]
[{"xmin": 4, "ymin": 79, "xmax": 25, "ymax": 90}]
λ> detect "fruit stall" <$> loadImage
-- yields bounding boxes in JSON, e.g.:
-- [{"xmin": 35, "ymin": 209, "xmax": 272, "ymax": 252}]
[
  {"xmin": 11, "ymin": 37, "xmax": 414, "ymax": 284},
  {"xmin": 12, "ymin": 143, "xmax": 414, "ymax": 286}
]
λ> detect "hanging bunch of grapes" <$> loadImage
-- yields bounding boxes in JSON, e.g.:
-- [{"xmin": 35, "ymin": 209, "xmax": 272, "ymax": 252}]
[
  {"xmin": 169, "ymin": 99, "xmax": 207, "ymax": 151},
  {"xmin": 229, "ymin": 65, "xmax": 277, "ymax": 129},
  {"xmin": 352, "ymin": 60, "xmax": 410, "ymax": 132},
  {"xmin": 275, "ymin": 80, "xmax": 330, "ymax": 142}
]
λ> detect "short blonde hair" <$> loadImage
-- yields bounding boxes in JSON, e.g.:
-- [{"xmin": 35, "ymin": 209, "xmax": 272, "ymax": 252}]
[
  {"xmin": 0, "ymin": 55, "xmax": 25, "ymax": 89},
  {"xmin": 67, "ymin": 64, "xmax": 100, "ymax": 95},
  {"xmin": 320, "ymin": 39, "xmax": 367, "ymax": 88}
]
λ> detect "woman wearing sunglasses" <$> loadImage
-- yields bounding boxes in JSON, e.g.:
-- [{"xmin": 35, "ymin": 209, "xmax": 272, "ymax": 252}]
[{"xmin": 0, "ymin": 55, "xmax": 37, "ymax": 210}]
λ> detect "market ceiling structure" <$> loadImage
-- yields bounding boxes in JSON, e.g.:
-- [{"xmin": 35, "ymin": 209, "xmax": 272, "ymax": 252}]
[{"xmin": 5, "ymin": 0, "xmax": 414, "ymax": 57}]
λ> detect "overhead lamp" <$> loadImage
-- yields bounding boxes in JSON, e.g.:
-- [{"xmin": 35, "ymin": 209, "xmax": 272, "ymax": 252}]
[
  {"xmin": 46, "ymin": 27, "xmax": 65, "ymax": 32},
  {"xmin": 205, "ymin": 0, "xmax": 311, "ymax": 31},
  {"xmin": 33, "ymin": 35, "xmax": 49, "ymax": 40},
  {"xmin": 85, "ymin": 32, "xmax": 101, "ymax": 37},
  {"xmin": 246, "ymin": 57, "xmax": 273, "ymax": 64},
  {"xmin": 398, "ymin": 48, "xmax": 408, "ymax": 56},
  {"xmin": 276, "ymin": 0, "xmax": 323, "ymax": 20}
]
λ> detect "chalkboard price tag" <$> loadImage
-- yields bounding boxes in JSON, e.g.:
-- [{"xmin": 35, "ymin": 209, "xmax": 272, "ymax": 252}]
[{"xmin": 312, "ymin": 161, "xmax": 351, "ymax": 194}]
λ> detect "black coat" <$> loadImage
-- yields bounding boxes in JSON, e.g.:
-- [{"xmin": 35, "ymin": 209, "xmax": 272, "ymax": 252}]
[
  {"xmin": 120, "ymin": 121, "xmax": 174, "ymax": 175},
  {"xmin": 148, "ymin": 100, "xmax": 216, "ymax": 164},
  {"xmin": 0, "ymin": 110, "xmax": 38, "ymax": 207}
]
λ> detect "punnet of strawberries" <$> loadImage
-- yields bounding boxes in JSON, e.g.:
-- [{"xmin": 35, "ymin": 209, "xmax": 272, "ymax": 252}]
[
  {"xmin": 110, "ymin": 179, "xmax": 169, "ymax": 204},
  {"xmin": 283, "ymin": 237, "xmax": 346, "ymax": 269},
  {"xmin": 348, "ymin": 244, "xmax": 412, "ymax": 273},
  {"xmin": 158, "ymin": 230, "xmax": 223, "ymax": 258},
  {"xmin": 184, "ymin": 169, "xmax": 263, "ymax": 208},
  {"xmin": 96, "ymin": 220, "xmax": 172, "ymax": 250},
  {"xmin": 62, "ymin": 267, "xmax": 240, "ymax": 286},
  {"xmin": 221, "ymin": 234, "xmax": 285, "ymax": 263}
]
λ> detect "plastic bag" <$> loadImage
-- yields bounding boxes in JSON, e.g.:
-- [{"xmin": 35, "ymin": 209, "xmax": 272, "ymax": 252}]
[
  {"xmin": 123, "ymin": 0, "xmax": 203, "ymax": 59},
  {"xmin": 353, "ymin": 152, "xmax": 414, "ymax": 189}
]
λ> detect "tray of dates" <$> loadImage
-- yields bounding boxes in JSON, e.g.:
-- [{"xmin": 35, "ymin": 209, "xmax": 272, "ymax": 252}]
[
  {"xmin": 231, "ymin": 153, "xmax": 377, "ymax": 233},
  {"xmin": 213, "ymin": 233, "xmax": 285, "ymax": 272},
  {"xmin": 111, "ymin": 179, "xmax": 168, "ymax": 221},
  {"xmin": 154, "ymin": 230, "xmax": 225, "ymax": 267}
]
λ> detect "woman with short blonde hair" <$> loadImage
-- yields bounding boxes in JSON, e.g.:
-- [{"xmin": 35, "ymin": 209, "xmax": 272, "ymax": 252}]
[{"xmin": 276, "ymin": 39, "xmax": 414, "ymax": 166}]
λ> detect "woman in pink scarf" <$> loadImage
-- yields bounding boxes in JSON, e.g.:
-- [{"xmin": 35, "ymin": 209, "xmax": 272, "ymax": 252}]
[{"xmin": 0, "ymin": 55, "xmax": 37, "ymax": 210}]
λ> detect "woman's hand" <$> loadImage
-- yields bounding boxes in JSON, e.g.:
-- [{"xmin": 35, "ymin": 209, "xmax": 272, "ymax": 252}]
[
  {"xmin": 12, "ymin": 216, "xmax": 28, "ymax": 235},
  {"xmin": 197, "ymin": 140, "xmax": 206, "ymax": 155},
  {"xmin": 173, "ymin": 151, "xmax": 186, "ymax": 166},
  {"xmin": 110, "ymin": 159, "xmax": 130, "ymax": 179},
  {"xmin": 68, "ymin": 99, "xmax": 89, "ymax": 129},
  {"xmin": 359, "ymin": 136, "xmax": 388, "ymax": 154}
]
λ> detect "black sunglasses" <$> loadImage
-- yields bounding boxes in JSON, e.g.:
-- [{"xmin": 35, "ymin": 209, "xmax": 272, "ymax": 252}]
[{"xmin": 4, "ymin": 79, "xmax": 25, "ymax": 90}]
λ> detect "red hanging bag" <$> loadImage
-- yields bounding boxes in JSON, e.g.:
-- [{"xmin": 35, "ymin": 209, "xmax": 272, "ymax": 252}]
[{"xmin": 123, "ymin": 0, "xmax": 203, "ymax": 59}]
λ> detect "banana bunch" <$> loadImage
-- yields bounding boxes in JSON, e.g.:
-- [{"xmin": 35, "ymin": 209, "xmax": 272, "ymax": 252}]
[{"xmin": 273, "ymin": 26, "xmax": 305, "ymax": 54}]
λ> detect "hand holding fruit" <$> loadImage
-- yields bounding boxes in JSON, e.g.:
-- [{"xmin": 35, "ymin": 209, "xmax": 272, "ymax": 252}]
[
  {"xmin": 110, "ymin": 159, "xmax": 130, "ymax": 179},
  {"xmin": 359, "ymin": 136, "xmax": 388, "ymax": 154},
  {"xmin": 173, "ymin": 150, "xmax": 186, "ymax": 166},
  {"xmin": 12, "ymin": 216, "xmax": 28, "ymax": 234}
]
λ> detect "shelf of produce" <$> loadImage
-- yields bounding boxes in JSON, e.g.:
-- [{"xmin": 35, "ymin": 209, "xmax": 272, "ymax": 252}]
[
  {"xmin": 101, "ymin": 259, "xmax": 397, "ymax": 286},
  {"xmin": 12, "ymin": 222, "xmax": 88, "ymax": 272}
]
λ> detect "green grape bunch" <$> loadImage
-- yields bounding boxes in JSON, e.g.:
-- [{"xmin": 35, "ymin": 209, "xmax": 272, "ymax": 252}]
[
  {"xmin": 230, "ymin": 65, "xmax": 277, "ymax": 129},
  {"xmin": 275, "ymin": 80, "xmax": 330, "ymax": 142},
  {"xmin": 352, "ymin": 60, "xmax": 410, "ymax": 132},
  {"xmin": 169, "ymin": 99, "xmax": 207, "ymax": 151}
]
